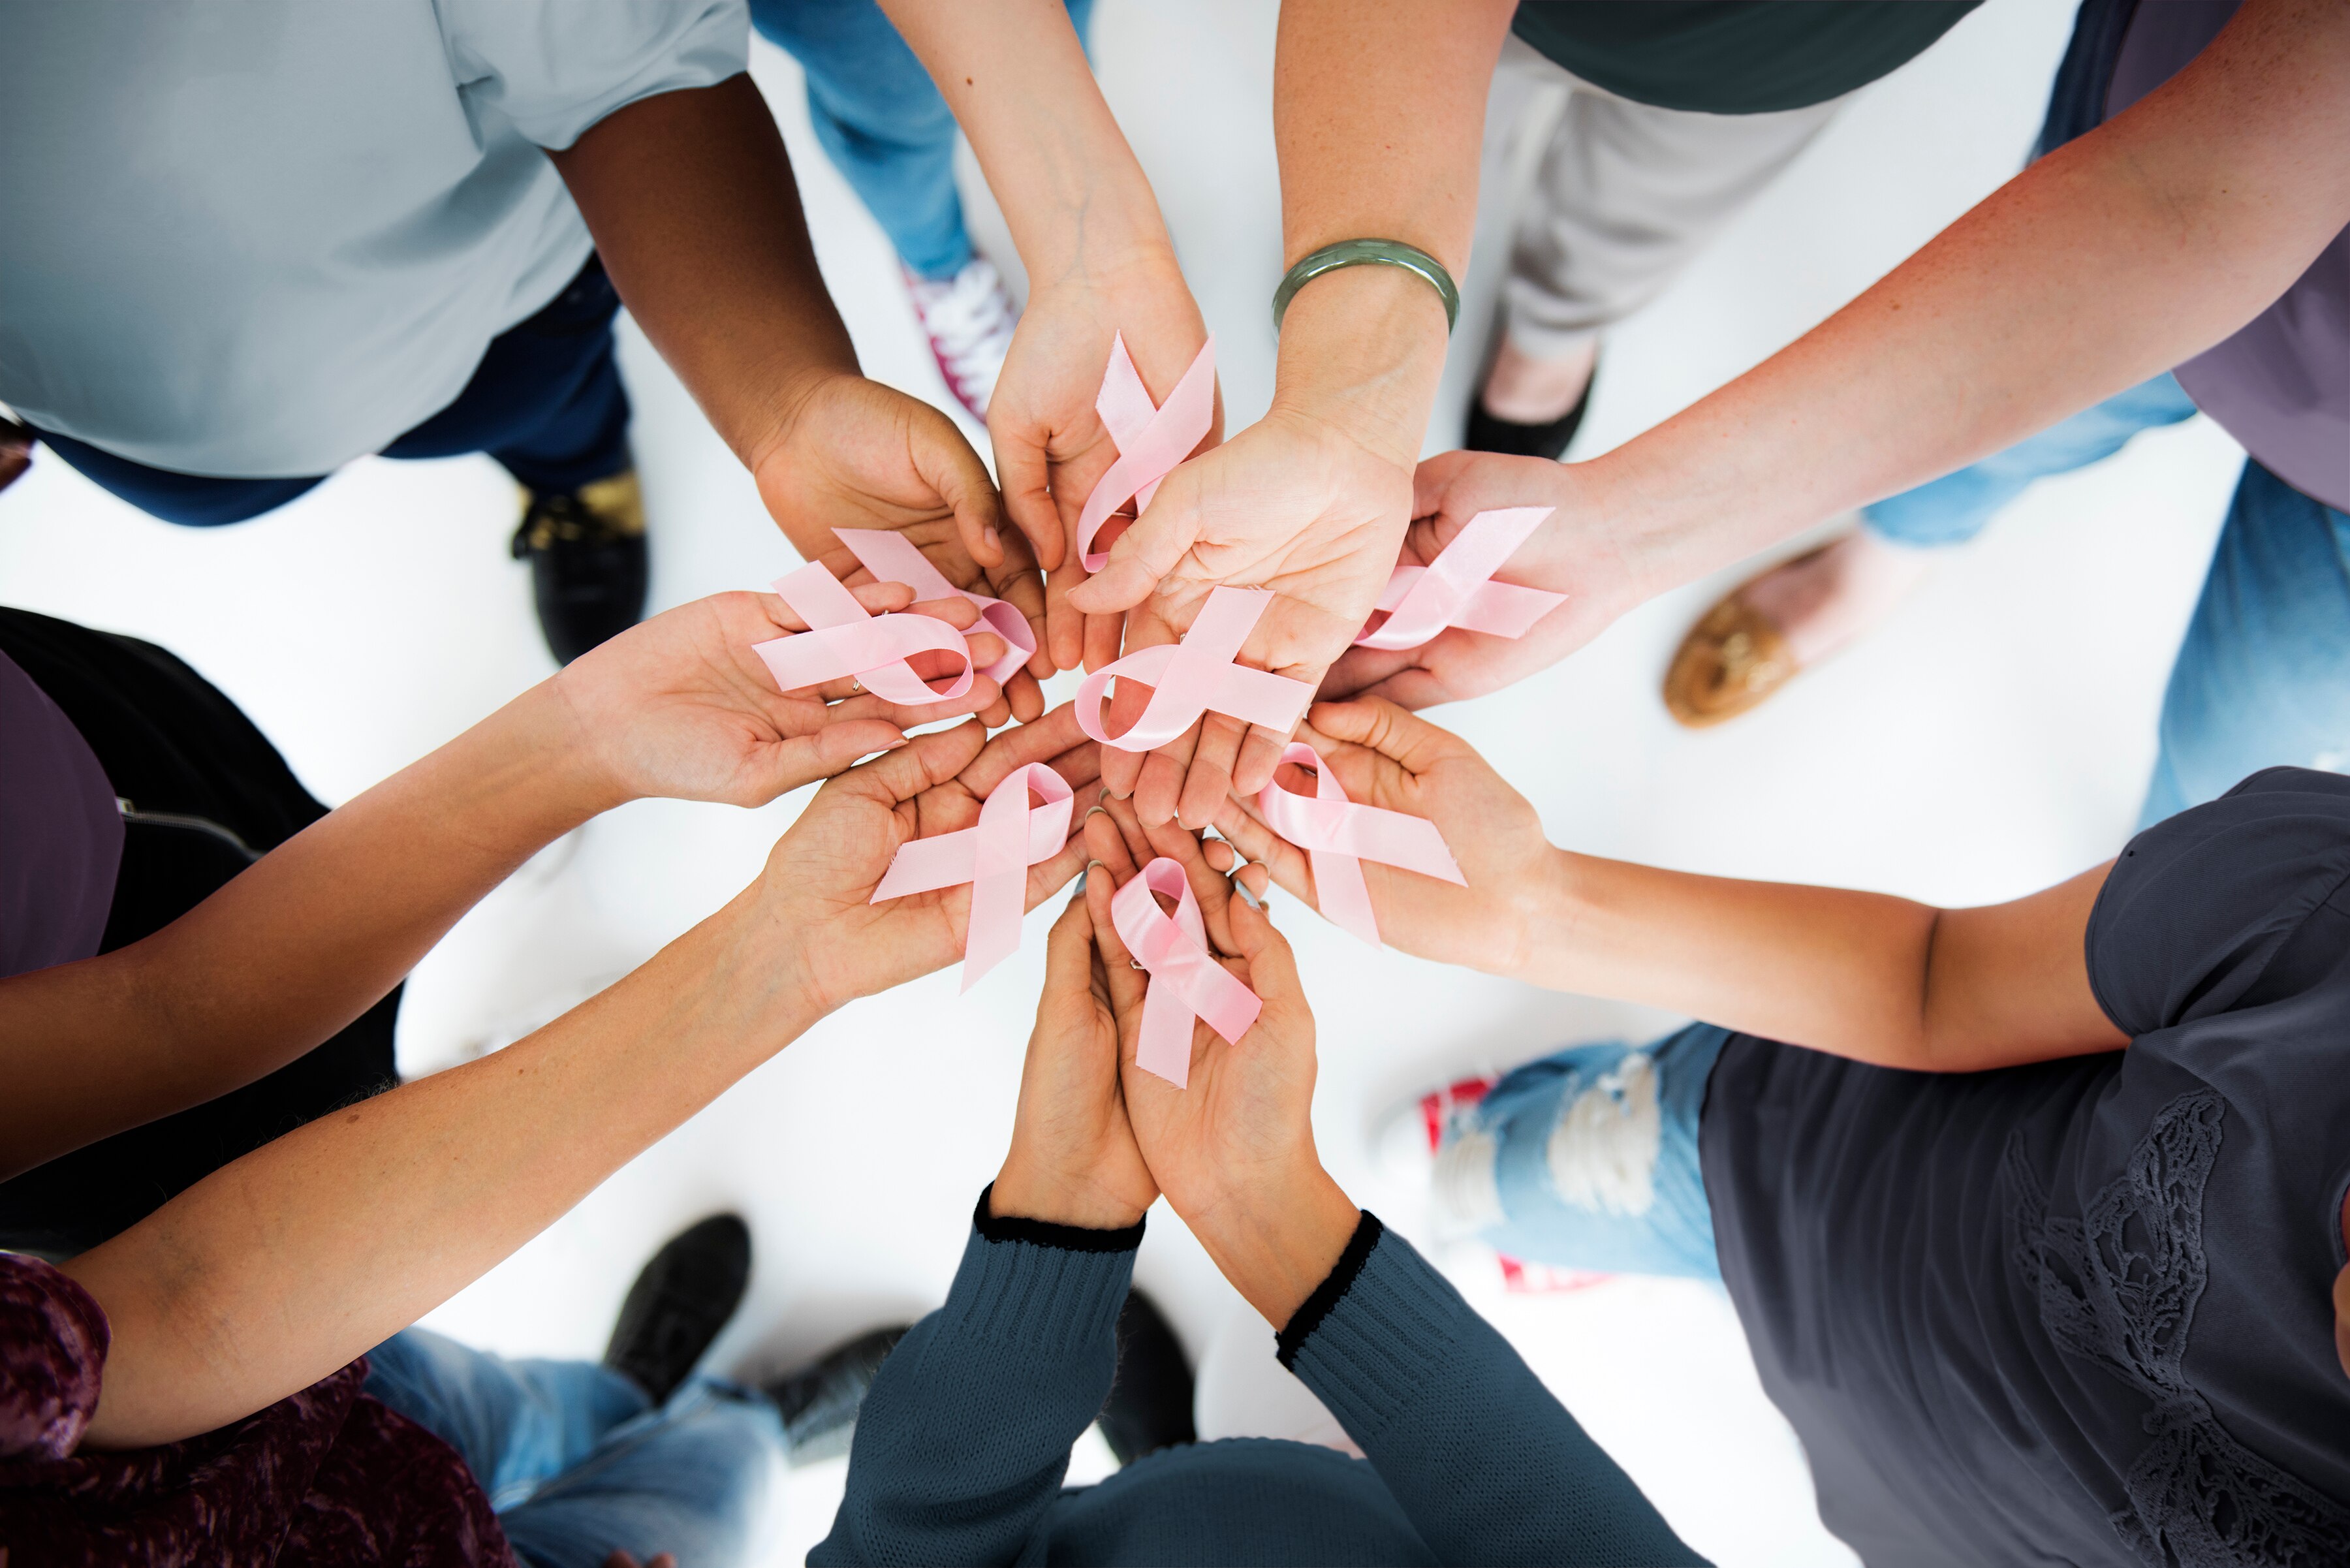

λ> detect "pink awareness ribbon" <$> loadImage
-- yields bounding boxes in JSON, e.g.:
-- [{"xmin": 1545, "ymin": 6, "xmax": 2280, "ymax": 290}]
[
  {"xmin": 832, "ymin": 528, "xmax": 1037, "ymax": 687},
  {"xmin": 1255, "ymin": 742, "xmax": 1465, "ymax": 947},
  {"xmin": 1074, "ymin": 333, "xmax": 1217, "ymax": 573},
  {"xmin": 870, "ymin": 762, "xmax": 1074, "ymax": 992},
  {"xmin": 751, "ymin": 561, "xmax": 975, "ymax": 706},
  {"xmin": 1073, "ymin": 586, "xmax": 1313, "ymax": 754},
  {"xmin": 1112, "ymin": 857, "xmax": 1262, "ymax": 1088},
  {"xmin": 1355, "ymin": 507, "xmax": 1567, "ymax": 651}
]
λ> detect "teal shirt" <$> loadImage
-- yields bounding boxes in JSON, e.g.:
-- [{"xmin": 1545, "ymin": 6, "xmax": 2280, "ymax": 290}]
[{"xmin": 1512, "ymin": 1, "xmax": 1980, "ymax": 114}]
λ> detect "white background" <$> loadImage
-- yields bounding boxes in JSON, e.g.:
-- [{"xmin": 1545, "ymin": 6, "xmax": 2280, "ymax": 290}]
[{"xmin": 0, "ymin": 2, "xmax": 2249, "ymax": 1563}]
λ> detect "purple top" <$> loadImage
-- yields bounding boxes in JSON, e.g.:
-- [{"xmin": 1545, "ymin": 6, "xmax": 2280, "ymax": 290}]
[
  {"xmin": 0, "ymin": 1253, "xmax": 516, "ymax": 1567},
  {"xmin": 0, "ymin": 649, "xmax": 122, "ymax": 980},
  {"xmin": 2112, "ymin": 0, "xmax": 2349, "ymax": 512}
]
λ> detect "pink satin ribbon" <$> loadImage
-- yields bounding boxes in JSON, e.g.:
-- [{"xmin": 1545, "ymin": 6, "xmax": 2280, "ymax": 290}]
[
  {"xmin": 1074, "ymin": 334, "xmax": 1216, "ymax": 573},
  {"xmin": 752, "ymin": 561, "xmax": 975, "ymax": 706},
  {"xmin": 1112, "ymin": 857, "xmax": 1262, "ymax": 1088},
  {"xmin": 1256, "ymin": 743, "xmax": 1465, "ymax": 947},
  {"xmin": 1073, "ymin": 587, "xmax": 1313, "ymax": 753},
  {"xmin": 871, "ymin": 762, "xmax": 1074, "ymax": 992},
  {"xmin": 1355, "ymin": 507, "xmax": 1566, "ymax": 651},
  {"xmin": 832, "ymin": 528, "xmax": 1037, "ymax": 686}
]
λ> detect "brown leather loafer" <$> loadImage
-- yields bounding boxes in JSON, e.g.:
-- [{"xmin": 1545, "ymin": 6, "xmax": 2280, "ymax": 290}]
[{"xmin": 1663, "ymin": 585, "xmax": 1799, "ymax": 729}]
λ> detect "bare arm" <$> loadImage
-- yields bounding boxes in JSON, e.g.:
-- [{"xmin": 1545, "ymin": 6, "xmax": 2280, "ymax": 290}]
[
  {"xmin": 1587, "ymin": 0, "xmax": 2350, "ymax": 604},
  {"xmin": 1522, "ymin": 854, "xmax": 2127, "ymax": 1072},
  {"xmin": 1214, "ymin": 698, "xmax": 2129, "ymax": 1074}
]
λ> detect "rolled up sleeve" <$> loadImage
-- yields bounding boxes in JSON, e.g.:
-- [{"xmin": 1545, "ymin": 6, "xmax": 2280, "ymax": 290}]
[{"xmin": 439, "ymin": 0, "xmax": 751, "ymax": 150}]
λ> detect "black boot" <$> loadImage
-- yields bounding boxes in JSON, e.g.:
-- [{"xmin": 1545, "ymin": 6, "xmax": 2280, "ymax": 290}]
[
  {"xmin": 602, "ymin": 1214, "xmax": 753, "ymax": 1405},
  {"xmin": 1099, "ymin": 1289, "xmax": 1195, "ymax": 1464},
  {"xmin": 512, "ymin": 469, "xmax": 648, "ymax": 665},
  {"xmin": 1462, "ymin": 357, "xmax": 1598, "ymax": 463},
  {"xmin": 764, "ymin": 1325, "xmax": 912, "ymax": 1465}
]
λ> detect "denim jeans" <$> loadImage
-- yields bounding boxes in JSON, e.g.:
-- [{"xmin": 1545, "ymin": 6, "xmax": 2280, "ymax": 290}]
[
  {"xmin": 751, "ymin": 0, "xmax": 1095, "ymax": 279},
  {"xmin": 1860, "ymin": 373, "xmax": 2350, "ymax": 827},
  {"xmin": 1449, "ymin": 1024, "xmax": 1730, "ymax": 1281},
  {"xmin": 25, "ymin": 256, "xmax": 631, "ymax": 527},
  {"xmin": 364, "ymin": 1328, "xmax": 787, "ymax": 1568}
]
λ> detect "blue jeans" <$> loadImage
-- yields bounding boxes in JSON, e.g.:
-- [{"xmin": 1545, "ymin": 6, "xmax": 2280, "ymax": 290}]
[
  {"xmin": 751, "ymin": 0, "xmax": 1095, "ymax": 279},
  {"xmin": 1862, "ymin": 375, "xmax": 2350, "ymax": 827},
  {"xmin": 1452, "ymin": 1024, "xmax": 1730, "ymax": 1281},
  {"xmin": 364, "ymin": 1328, "xmax": 786, "ymax": 1568},
  {"xmin": 27, "ymin": 256, "xmax": 631, "ymax": 528}
]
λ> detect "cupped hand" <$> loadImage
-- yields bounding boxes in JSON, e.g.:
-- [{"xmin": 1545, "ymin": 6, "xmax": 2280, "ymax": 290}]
[
  {"xmin": 1074, "ymin": 409, "xmax": 1412, "ymax": 829},
  {"xmin": 986, "ymin": 256, "xmax": 1217, "ymax": 678},
  {"xmin": 752, "ymin": 370, "xmax": 1050, "ymax": 723},
  {"xmin": 990, "ymin": 888, "xmax": 1159, "ymax": 1231},
  {"xmin": 1080, "ymin": 800, "xmax": 1356, "ymax": 1325},
  {"xmin": 1320, "ymin": 448, "xmax": 1639, "ymax": 708},
  {"xmin": 753, "ymin": 704, "xmax": 1101, "ymax": 1014},
  {"xmin": 552, "ymin": 586, "xmax": 1007, "ymax": 809},
  {"xmin": 1209, "ymin": 697, "xmax": 1554, "ymax": 975}
]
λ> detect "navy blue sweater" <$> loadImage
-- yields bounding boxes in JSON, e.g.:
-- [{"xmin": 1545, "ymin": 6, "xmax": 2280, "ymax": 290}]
[{"xmin": 813, "ymin": 1197, "xmax": 1705, "ymax": 1566}]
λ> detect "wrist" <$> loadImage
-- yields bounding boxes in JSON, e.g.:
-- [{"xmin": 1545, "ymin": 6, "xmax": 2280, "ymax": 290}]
[
  {"xmin": 988, "ymin": 1161, "xmax": 1149, "ymax": 1232},
  {"xmin": 452, "ymin": 683, "xmax": 628, "ymax": 836},
  {"xmin": 740, "ymin": 364, "xmax": 860, "ymax": 495},
  {"xmin": 1183, "ymin": 1161, "xmax": 1360, "ymax": 1330},
  {"xmin": 1268, "ymin": 264, "xmax": 1449, "ymax": 468},
  {"xmin": 1505, "ymin": 846, "xmax": 1593, "ymax": 990}
]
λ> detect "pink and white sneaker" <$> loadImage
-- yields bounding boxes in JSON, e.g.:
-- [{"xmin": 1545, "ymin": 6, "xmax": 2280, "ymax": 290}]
[{"xmin": 905, "ymin": 257, "xmax": 1019, "ymax": 421}]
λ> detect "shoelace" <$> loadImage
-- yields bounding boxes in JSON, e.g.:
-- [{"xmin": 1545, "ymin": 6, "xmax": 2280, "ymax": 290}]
[{"xmin": 911, "ymin": 262, "xmax": 1018, "ymax": 384}]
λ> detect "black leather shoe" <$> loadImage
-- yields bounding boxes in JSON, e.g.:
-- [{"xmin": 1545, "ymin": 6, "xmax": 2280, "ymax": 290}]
[
  {"xmin": 765, "ymin": 1325, "xmax": 912, "ymax": 1464},
  {"xmin": 1462, "ymin": 358, "xmax": 1597, "ymax": 463},
  {"xmin": 603, "ymin": 1214, "xmax": 753, "ymax": 1405},
  {"xmin": 512, "ymin": 469, "xmax": 648, "ymax": 665},
  {"xmin": 1099, "ymin": 1289, "xmax": 1195, "ymax": 1464}
]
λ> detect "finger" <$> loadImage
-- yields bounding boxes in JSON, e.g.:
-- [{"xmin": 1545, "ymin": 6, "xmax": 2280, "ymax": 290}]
[
  {"xmin": 910, "ymin": 405, "xmax": 1010, "ymax": 571},
  {"xmin": 1084, "ymin": 802, "xmax": 1143, "ymax": 885},
  {"xmin": 1305, "ymin": 697, "xmax": 1464, "ymax": 775},
  {"xmin": 1082, "ymin": 608, "xmax": 1123, "ymax": 675},
  {"xmin": 1410, "ymin": 447, "xmax": 1475, "ymax": 518},
  {"xmin": 903, "ymin": 594, "xmax": 985, "ymax": 633},
  {"xmin": 1024, "ymin": 830, "xmax": 1091, "ymax": 911},
  {"xmin": 1132, "ymin": 727, "xmax": 1197, "ymax": 828},
  {"xmin": 1355, "ymin": 668, "xmax": 1456, "ymax": 712},
  {"xmin": 848, "ymin": 717, "xmax": 989, "ymax": 805},
  {"xmin": 761, "ymin": 719, "xmax": 914, "ymax": 793},
  {"xmin": 959, "ymin": 702, "xmax": 1089, "ymax": 796},
  {"xmin": 842, "ymin": 580, "xmax": 918, "ymax": 619},
  {"xmin": 994, "ymin": 426, "xmax": 1067, "ymax": 571},
  {"xmin": 1044, "ymin": 738, "xmax": 1105, "ymax": 797},
  {"xmin": 1039, "ymin": 886, "xmax": 1097, "ymax": 1010},
  {"xmin": 1004, "ymin": 668, "xmax": 1046, "ymax": 725},
  {"xmin": 1223, "ymin": 882, "xmax": 1306, "ymax": 1022},
  {"xmin": 1202, "ymin": 837, "xmax": 1238, "ymax": 875},
  {"xmin": 1230, "ymin": 722, "xmax": 1291, "ymax": 798},
  {"xmin": 1066, "ymin": 492, "xmax": 1200, "ymax": 614},
  {"xmin": 1100, "ymin": 743, "xmax": 1142, "ymax": 801},
  {"xmin": 1044, "ymin": 561, "xmax": 1089, "ymax": 674},
  {"xmin": 1208, "ymin": 795, "xmax": 1315, "ymax": 905},
  {"xmin": 1178, "ymin": 714, "xmax": 1246, "ymax": 831},
  {"xmin": 1087, "ymin": 870, "xmax": 1150, "ymax": 1020},
  {"xmin": 1320, "ymin": 642, "xmax": 1414, "ymax": 702},
  {"xmin": 1234, "ymin": 860, "xmax": 1272, "ymax": 905}
]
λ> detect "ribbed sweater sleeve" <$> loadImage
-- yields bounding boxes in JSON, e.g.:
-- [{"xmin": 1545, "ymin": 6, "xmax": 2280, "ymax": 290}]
[
  {"xmin": 1283, "ymin": 1217, "xmax": 1709, "ymax": 1567},
  {"xmin": 810, "ymin": 1188, "xmax": 1139, "ymax": 1567}
]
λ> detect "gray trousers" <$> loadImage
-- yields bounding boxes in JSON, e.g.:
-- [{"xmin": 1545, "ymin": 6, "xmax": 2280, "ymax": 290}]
[{"xmin": 1497, "ymin": 35, "xmax": 1851, "ymax": 358}]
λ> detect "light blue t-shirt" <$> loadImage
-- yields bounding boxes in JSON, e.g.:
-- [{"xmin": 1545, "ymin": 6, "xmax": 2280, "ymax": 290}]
[{"xmin": 0, "ymin": 0, "xmax": 747, "ymax": 478}]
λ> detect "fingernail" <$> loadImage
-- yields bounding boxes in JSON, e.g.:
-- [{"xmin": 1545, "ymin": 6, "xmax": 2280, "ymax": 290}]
[
  {"xmin": 1084, "ymin": 805, "xmax": 1108, "ymax": 821},
  {"xmin": 1098, "ymin": 786, "xmax": 1114, "ymax": 805},
  {"xmin": 886, "ymin": 738, "xmax": 911, "ymax": 749},
  {"xmin": 1086, "ymin": 858, "xmax": 1107, "ymax": 876}
]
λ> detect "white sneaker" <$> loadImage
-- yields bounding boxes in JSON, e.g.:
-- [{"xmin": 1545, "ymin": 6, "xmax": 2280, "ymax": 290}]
[{"xmin": 905, "ymin": 257, "xmax": 1019, "ymax": 420}]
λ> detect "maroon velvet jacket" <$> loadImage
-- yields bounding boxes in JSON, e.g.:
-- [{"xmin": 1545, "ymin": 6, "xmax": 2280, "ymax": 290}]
[{"xmin": 0, "ymin": 1252, "xmax": 516, "ymax": 1567}]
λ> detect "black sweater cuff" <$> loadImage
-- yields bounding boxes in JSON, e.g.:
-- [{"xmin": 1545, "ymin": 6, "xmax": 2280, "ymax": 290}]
[
  {"xmin": 973, "ymin": 1182, "xmax": 1146, "ymax": 1253},
  {"xmin": 1276, "ymin": 1208, "xmax": 1384, "ymax": 1368}
]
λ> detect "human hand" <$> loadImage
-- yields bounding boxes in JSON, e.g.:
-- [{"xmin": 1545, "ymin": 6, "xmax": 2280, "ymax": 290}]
[
  {"xmin": 1074, "ymin": 409, "xmax": 1413, "ymax": 830},
  {"xmin": 1209, "ymin": 697, "xmax": 1554, "ymax": 975},
  {"xmin": 754, "ymin": 704, "xmax": 1099, "ymax": 1015},
  {"xmin": 551, "ymin": 586, "xmax": 1009, "ymax": 811},
  {"xmin": 752, "ymin": 371, "xmax": 1049, "ymax": 723},
  {"xmin": 988, "ymin": 255, "xmax": 1217, "ymax": 678},
  {"xmin": 1320, "ymin": 448, "xmax": 1643, "ymax": 708},
  {"xmin": 990, "ymin": 887, "xmax": 1160, "ymax": 1231},
  {"xmin": 1080, "ymin": 800, "xmax": 1358, "ymax": 1326}
]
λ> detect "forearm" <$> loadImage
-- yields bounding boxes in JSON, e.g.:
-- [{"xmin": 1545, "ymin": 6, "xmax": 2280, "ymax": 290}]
[
  {"xmin": 553, "ymin": 75, "xmax": 858, "ymax": 554},
  {"xmin": 1586, "ymin": 0, "xmax": 2350, "ymax": 600},
  {"xmin": 1510, "ymin": 851, "xmax": 2123, "ymax": 1071},
  {"xmin": 880, "ymin": 0, "xmax": 1173, "ymax": 283},
  {"xmin": 1269, "ymin": 0, "xmax": 1514, "ymax": 462},
  {"xmin": 1183, "ymin": 1159, "xmax": 1360, "ymax": 1330},
  {"xmin": 63, "ymin": 897, "xmax": 823, "ymax": 1449},
  {"xmin": 0, "ymin": 683, "xmax": 616, "ymax": 1178}
]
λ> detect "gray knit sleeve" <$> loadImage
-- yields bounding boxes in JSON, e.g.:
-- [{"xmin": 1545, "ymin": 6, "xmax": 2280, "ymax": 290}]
[
  {"xmin": 1283, "ymin": 1214, "xmax": 1709, "ymax": 1567},
  {"xmin": 811, "ymin": 1187, "xmax": 1139, "ymax": 1567}
]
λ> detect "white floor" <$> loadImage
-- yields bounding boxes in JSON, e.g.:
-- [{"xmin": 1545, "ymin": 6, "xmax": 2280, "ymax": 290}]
[{"xmin": 0, "ymin": 3, "xmax": 2251, "ymax": 1564}]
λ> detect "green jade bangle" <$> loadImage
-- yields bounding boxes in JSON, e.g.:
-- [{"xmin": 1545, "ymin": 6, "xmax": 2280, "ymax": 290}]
[{"xmin": 1272, "ymin": 239, "xmax": 1460, "ymax": 334}]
